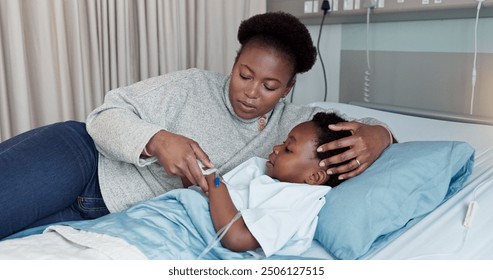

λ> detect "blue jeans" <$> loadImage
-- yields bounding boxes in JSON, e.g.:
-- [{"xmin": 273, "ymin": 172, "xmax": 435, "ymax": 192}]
[{"xmin": 0, "ymin": 121, "xmax": 109, "ymax": 239}]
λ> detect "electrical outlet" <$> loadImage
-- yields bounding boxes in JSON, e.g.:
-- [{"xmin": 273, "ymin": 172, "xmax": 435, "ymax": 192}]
[
  {"xmin": 304, "ymin": 0, "xmax": 314, "ymax": 13},
  {"xmin": 332, "ymin": 0, "xmax": 339, "ymax": 11},
  {"xmin": 355, "ymin": 0, "xmax": 361, "ymax": 9},
  {"xmin": 313, "ymin": 0, "xmax": 319, "ymax": 12},
  {"xmin": 344, "ymin": 0, "xmax": 354, "ymax": 10}
]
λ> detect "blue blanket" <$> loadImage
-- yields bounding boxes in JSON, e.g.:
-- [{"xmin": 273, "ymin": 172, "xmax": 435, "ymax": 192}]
[{"xmin": 66, "ymin": 188, "xmax": 256, "ymax": 260}]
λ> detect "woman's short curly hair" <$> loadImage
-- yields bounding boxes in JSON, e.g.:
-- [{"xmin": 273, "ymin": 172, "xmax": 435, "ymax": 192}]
[{"xmin": 237, "ymin": 12, "xmax": 317, "ymax": 75}]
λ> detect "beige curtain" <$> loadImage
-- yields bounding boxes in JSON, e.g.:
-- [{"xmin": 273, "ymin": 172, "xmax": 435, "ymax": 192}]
[{"xmin": 0, "ymin": 0, "xmax": 265, "ymax": 141}]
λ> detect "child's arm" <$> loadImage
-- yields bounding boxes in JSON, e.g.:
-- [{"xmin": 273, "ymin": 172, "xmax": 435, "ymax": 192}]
[{"xmin": 205, "ymin": 173, "xmax": 260, "ymax": 252}]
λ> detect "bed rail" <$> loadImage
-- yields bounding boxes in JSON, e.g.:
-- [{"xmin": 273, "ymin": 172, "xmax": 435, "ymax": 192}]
[{"xmin": 349, "ymin": 101, "xmax": 493, "ymax": 126}]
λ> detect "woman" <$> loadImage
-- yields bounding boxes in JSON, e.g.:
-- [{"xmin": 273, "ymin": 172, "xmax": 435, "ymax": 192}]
[{"xmin": 0, "ymin": 12, "xmax": 393, "ymax": 239}]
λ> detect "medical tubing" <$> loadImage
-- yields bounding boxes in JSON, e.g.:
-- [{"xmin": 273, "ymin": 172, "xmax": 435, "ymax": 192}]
[
  {"xmin": 363, "ymin": 7, "xmax": 372, "ymax": 103},
  {"xmin": 197, "ymin": 211, "xmax": 243, "ymax": 259},
  {"xmin": 196, "ymin": 162, "xmax": 260, "ymax": 259},
  {"xmin": 470, "ymin": 0, "xmax": 482, "ymax": 115},
  {"xmin": 195, "ymin": 163, "xmax": 244, "ymax": 259}
]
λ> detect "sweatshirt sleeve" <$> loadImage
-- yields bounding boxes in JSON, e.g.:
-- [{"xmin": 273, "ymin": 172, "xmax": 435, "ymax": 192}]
[
  {"xmin": 86, "ymin": 86, "xmax": 163, "ymax": 167},
  {"xmin": 86, "ymin": 71, "xmax": 195, "ymax": 167}
]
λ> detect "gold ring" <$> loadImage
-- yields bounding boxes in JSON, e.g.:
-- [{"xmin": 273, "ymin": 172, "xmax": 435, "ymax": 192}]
[{"xmin": 355, "ymin": 159, "xmax": 361, "ymax": 167}]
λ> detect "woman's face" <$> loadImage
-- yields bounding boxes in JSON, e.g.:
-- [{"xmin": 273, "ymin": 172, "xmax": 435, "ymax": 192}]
[{"xmin": 229, "ymin": 43, "xmax": 295, "ymax": 120}]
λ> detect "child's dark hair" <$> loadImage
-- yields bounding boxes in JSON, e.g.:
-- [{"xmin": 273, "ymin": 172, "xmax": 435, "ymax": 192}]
[
  {"xmin": 311, "ymin": 112, "xmax": 352, "ymax": 187},
  {"xmin": 236, "ymin": 12, "xmax": 317, "ymax": 75}
]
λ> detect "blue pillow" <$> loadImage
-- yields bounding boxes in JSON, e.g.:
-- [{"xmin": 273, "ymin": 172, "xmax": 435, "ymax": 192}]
[{"xmin": 315, "ymin": 141, "xmax": 475, "ymax": 260}]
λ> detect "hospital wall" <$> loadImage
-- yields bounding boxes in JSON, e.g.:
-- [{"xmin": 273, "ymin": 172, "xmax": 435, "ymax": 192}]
[{"xmin": 291, "ymin": 17, "xmax": 493, "ymax": 120}]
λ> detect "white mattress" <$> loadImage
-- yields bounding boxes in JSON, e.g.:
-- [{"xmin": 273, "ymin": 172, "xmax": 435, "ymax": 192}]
[{"xmin": 1, "ymin": 102, "xmax": 492, "ymax": 260}]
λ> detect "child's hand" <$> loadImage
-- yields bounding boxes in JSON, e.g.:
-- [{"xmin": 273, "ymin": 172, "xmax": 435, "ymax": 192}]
[
  {"xmin": 202, "ymin": 172, "xmax": 218, "ymax": 196},
  {"xmin": 182, "ymin": 165, "xmax": 214, "ymax": 194}
]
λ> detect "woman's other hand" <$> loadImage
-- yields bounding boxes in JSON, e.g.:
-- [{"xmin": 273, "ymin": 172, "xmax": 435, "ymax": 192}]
[
  {"xmin": 317, "ymin": 122, "xmax": 393, "ymax": 180},
  {"xmin": 146, "ymin": 130, "xmax": 213, "ymax": 192}
]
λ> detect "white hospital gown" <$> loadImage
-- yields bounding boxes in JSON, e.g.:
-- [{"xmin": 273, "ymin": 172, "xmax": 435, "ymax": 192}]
[{"xmin": 221, "ymin": 157, "xmax": 331, "ymax": 257}]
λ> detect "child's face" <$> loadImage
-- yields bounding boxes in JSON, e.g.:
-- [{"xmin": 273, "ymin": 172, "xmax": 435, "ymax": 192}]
[{"xmin": 266, "ymin": 121, "xmax": 322, "ymax": 183}]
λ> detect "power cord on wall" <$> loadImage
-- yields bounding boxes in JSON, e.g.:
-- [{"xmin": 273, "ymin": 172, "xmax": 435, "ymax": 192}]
[
  {"xmin": 317, "ymin": 0, "xmax": 331, "ymax": 101},
  {"xmin": 470, "ymin": 0, "xmax": 484, "ymax": 115}
]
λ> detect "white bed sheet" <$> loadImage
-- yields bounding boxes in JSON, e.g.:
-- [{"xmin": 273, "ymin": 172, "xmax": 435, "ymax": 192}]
[
  {"xmin": 1, "ymin": 102, "xmax": 492, "ymax": 260},
  {"xmin": 0, "ymin": 225, "xmax": 147, "ymax": 260}
]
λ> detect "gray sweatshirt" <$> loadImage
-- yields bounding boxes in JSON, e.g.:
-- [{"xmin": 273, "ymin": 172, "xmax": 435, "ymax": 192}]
[{"xmin": 87, "ymin": 68, "xmax": 384, "ymax": 212}]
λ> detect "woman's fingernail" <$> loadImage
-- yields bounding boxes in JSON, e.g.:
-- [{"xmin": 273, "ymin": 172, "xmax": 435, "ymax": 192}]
[
  {"xmin": 317, "ymin": 147, "xmax": 323, "ymax": 152},
  {"xmin": 320, "ymin": 162, "xmax": 325, "ymax": 167}
]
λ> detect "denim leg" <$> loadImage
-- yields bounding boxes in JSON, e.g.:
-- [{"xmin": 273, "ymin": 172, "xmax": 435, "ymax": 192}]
[{"xmin": 0, "ymin": 121, "xmax": 109, "ymax": 239}]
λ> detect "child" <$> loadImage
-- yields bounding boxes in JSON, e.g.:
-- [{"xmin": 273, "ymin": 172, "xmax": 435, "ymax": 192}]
[{"xmin": 204, "ymin": 112, "xmax": 351, "ymax": 257}]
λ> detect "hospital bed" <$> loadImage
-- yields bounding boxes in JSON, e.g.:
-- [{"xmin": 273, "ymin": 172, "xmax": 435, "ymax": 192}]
[{"xmin": 1, "ymin": 101, "xmax": 492, "ymax": 260}]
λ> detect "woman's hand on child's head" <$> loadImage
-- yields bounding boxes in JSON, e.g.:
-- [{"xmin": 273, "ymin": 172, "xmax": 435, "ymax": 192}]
[
  {"xmin": 317, "ymin": 122, "xmax": 391, "ymax": 180},
  {"xmin": 146, "ymin": 130, "xmax": 214, "ymax": 191}
]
